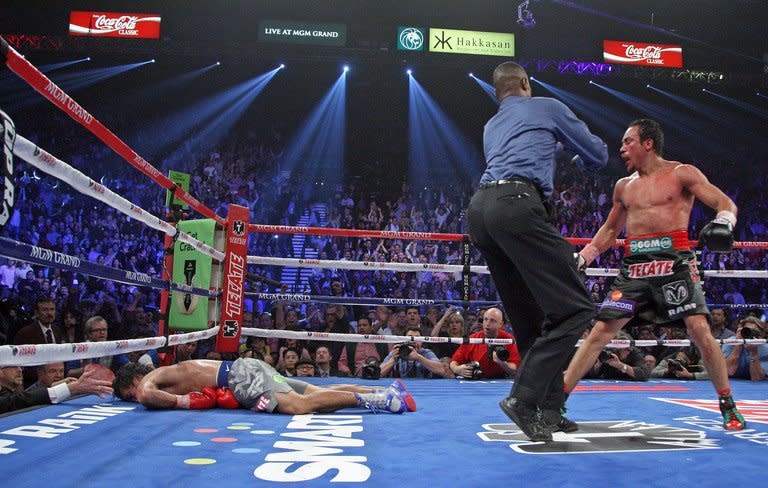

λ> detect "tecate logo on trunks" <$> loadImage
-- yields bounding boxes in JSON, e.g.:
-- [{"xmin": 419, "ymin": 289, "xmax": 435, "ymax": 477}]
[
  {"xmin": 628, "ymin": 260, "xmax": 674, "ymax": 278},
  {"xmin": 629, "ymin": 237, "xmax": 673, "ymax": 254}
]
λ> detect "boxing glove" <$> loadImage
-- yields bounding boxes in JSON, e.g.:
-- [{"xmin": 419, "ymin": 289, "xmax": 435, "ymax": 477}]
[
  {"xmin": 177, "ymin": 387, "xmax": 217, "ymax": 409},
  {"xmin": 215, "ymin": 387, "xmax": 240, "ymax": 409},
  {"xmin": 698, "ymin": 212, "xmax": 735, "ymax": 252}
]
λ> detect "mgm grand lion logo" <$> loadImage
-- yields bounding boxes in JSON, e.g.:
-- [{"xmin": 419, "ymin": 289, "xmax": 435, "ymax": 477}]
[{"xmin": 477, "ymin": 420, "xmax": 718, "ymax": 454}]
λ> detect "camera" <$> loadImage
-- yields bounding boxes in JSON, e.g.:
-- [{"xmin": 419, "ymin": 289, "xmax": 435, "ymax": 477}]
[
  {"xmin": 361, "ymin": 357, "xmax": 381, "ymax": 380},
  {"xmin": 398, "ymin": 343, "xmax": 413, "ymax": 359},
  {"xmin": 467, "ymin": 361, "xmax": 484, "ymax": 380},
  {"xmin": 741, "ymin": 326, "xmax": 761, "ymax": 339},
  {"xmin": 598, "ymin": 350, "xmax": 614, "ymax": 363},
  {"xmin": 487, "ymin": 345, "xmax": 510, "ymax": 362},
  {"xmin": 667, "ymin": 358, "xmax": 688, "ymax": 373}
]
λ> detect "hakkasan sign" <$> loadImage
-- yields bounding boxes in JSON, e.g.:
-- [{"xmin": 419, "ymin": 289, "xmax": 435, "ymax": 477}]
[{"xmin": 428, "ymin": 28, "xmax": 514, "ymax": 57}]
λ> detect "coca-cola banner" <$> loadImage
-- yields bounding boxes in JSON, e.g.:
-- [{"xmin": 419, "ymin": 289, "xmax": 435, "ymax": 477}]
[
  {"xmin": 603, "ymin": 40, "xmax": 683, "ymax": 68},
  {"xmin": 69, "ymin": 11, "xmax": 162, "ymax": 39}
]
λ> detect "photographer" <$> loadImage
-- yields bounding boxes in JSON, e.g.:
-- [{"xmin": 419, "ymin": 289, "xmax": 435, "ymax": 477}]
[
  {"xmin": 584, "ymin": 333, "xmax": 649, "ymax": 381},
  {"xmin": 724, "ymin": 315, "xmax": 767, "ymax": 381},
  {"xmin": 651, "ymin": 347, "xmax": 709, "ymax": 380},
  {"xmin": 380, "ymin": 327, "xmax": 453, "ymax": 379},
  {"xmin": 450, "ymin": 307, "xmax": 519, "ymax": 380}
]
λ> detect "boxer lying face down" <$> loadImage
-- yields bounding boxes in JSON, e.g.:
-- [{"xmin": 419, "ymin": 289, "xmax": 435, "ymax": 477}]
[{"xmin": 113, "ymin": 357, "xmax": 415, "ymax": 415}]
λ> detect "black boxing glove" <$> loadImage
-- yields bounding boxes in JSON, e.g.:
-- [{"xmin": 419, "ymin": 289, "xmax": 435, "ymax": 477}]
[{"xmin": 698, "ymin": 211, "xmax": 736, "ymax": 252}]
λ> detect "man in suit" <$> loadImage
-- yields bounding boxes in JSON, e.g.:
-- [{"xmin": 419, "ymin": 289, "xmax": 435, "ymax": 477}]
[
  {"xmin": 12, "ymin": 297, "xmax": 62, "ymax": 345},
  {"xmin": 12, "ymin": 297, "xmax": 62, "ymax": 387}
]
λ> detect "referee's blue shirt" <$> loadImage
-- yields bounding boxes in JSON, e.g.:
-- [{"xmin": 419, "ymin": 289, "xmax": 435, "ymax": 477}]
[{"xmin": 480, "ymin": 95, "xmax": 608, "ymax": 197}]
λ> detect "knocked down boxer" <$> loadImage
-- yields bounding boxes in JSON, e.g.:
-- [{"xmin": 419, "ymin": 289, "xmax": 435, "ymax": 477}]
[{"xmin": 113, "ymin": 358, "xmax": 415, "ymax": 414}]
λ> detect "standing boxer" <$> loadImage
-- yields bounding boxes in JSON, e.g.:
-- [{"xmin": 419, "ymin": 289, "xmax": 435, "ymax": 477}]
[{"xmin": 565, "ymin": 118, "xmax": 745, "ymax": 430}]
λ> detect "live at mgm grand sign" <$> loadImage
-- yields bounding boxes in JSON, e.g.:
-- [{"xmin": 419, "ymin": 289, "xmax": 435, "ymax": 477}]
[{"xmin": 258, "ymin": 20, "xmax": 346, "ymax": 46}]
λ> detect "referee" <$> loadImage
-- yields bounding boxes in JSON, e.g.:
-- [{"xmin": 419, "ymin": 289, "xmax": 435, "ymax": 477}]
[{"xmin": 467, "ymin": 61, "xmax": 608, "ymax": 441}]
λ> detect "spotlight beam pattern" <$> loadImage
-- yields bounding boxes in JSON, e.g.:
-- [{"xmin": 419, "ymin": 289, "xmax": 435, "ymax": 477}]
[
  {"xmin": 470, "ymin": 75, "xmax": 499, "ymax": 105},
  {"xmin": 532, "ymin": 77, "xmax": 629, "ymax": 139},
  {"xmin": 3, "ymin": 61, "xmax": 155, "ymax": 110},
  {"xmin": 162, "ymin": 68, "xmax": 281, "ymax": 170},
  {"xmin": 590, "ymin": 81, "xmax": 728, "ymax": 157},
  {"xmin": 408, "ymin": 75, "xmax": 482, "ymax": 185},
  {"xmin": 282, "ymin": 72, "xmax": 347, "ymax": 184},
  {"xmin": 646, "ymin": 85, "xmax": 768, "ymax": 144},
  {"xmin": 702, "ymin": 89, "xmax": 768, "ymax": 120}
]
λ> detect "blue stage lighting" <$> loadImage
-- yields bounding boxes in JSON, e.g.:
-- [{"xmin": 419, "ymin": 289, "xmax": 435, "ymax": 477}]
[
  {"xmin": 469, "ymin": 72, "xmax": 474, "ymax": 78},
  {"xmin": 343, "ymin": 65, "xmax": 350, "ymax": 72},
  {"xmin": 86, "ymin": 57, "xmax": 91, "ymax": 61},
  {"xmin": 646, "ymin": 84, "xmax": 651, "ymax": 88},
  {"xmin": 406, "ymin": 69, "xmax": 412, "ymax": 76},
  {"xmin": 279, "ymin": 63, "xmax": 285, "ymax": 69},
  {"xmin": 150, "ymin": 59, "xmax": 156, "ymax": 63},
  {"xmin": 215, "ymin": 61, "xmax": 221, "ymax": 66}
]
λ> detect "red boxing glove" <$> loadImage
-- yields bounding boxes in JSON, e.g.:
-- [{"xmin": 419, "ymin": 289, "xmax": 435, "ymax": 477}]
[
  {"xmin": 177, "ymin": 387, "xmax": 217, "ymax": 409},
  {"xmin": 215, "ymin": 387, "xmax": 240, "ymax": 409}
]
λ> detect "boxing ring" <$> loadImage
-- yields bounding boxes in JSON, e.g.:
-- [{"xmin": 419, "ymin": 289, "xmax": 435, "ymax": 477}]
[
  {"xmin": 1, "ymin": 378, "xmax": 767, "ymax": 487},
  {"xmin": 2, "ymin": 36, "xmax": 768, "ymax": 487}
]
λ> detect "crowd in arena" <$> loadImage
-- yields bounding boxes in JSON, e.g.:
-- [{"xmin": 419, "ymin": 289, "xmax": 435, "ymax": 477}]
[{"xmin": 1, "ymin": 108, "xmax": 766, "ymax": 400}]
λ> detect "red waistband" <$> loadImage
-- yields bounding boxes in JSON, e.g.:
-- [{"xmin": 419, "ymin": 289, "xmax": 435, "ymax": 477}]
[{"xmin": 625, "ymin": 230, "xmax": 690, "ymax": 256}]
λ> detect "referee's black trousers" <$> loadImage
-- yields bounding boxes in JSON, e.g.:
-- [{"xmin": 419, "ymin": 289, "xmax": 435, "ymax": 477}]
[{"xmin": 468, "ymin": 182, "xmax": 595, "ymax": 408}]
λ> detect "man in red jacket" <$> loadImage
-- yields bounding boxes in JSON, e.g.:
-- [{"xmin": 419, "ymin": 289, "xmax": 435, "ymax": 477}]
[{"xmin": 449, "ymin": 307, "xmax": 520, "ymax": 379}]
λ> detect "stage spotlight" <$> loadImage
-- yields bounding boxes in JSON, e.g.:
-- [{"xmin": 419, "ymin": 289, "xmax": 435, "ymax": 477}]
[
  {"xmin": 469, "ymin": 72, "xmax": 474, "ymax": 78},
  {"xmin": 150, "ymin": 59, "xmax": 156, "ymax": 63},
  {"xmin": 406, "ymin": 69, "xmax": 413, "ymax": 76},
  {"xmin": 702, "ymin": 88, "xmax": 707, "ymax": 92},
  {"xmin": 646, "ymin": 84, "xmax": 651, "ymax": 88},
  {"xmin": 530, "ymin": 76, "xmax": 537, "ymax": 81},
  {"xmin": 343, "ymin": 65, "xmax": 350, "ymax": 73},
  {"xmin": 215, "ymin": 61, "xmax": 221, "ymax": 66},
  {"xmin": 588, "ymin": 80, "xmax": 595, "ymax": 85},
  {"xmin": 279, "ymin": 63, "xmax": 285, "ymax": 69},
  {"xmin": 86, "ymin": 57, "xmax": 91, "ymax": 61}
]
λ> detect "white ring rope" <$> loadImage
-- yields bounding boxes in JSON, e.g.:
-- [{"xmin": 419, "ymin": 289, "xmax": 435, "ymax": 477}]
[
  {"xmin": 240, "ymin": 327, "xmax": 766, "ymax": 348},
  {"xmin": 247, "ymin": 255, "xmax": 490, "ymax": 275},
  {"xmin": 247, "ymin": 255, "xmax": 768, "ymax": 279},
  {"xmin": 13, "ymin": 134, "xmax": 225, "ymax": 262},
  {"xmin": 0, "ymin": 327, "xmax": 219, "ymax": 367}
]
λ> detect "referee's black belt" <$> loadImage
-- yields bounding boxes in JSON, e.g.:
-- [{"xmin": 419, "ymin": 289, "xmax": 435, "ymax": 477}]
[{"xmin": 479, "ymin": 177, "xmax": 538, "ymax": 192}]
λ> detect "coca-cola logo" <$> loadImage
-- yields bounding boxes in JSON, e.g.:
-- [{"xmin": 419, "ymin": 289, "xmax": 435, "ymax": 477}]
[
  {"xmin": 625, "ymin": 44, "xmax": 662, "ymax": 60},
  {"xmin": 94, "ymin": 15, "xmax": 138, "ymax": 31}
]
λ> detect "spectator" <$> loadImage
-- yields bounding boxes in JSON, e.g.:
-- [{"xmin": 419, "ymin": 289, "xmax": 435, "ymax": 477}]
[
  {"xmin": 450, "ymin": 307, "xmax": 519, "ymax": 379},
  {"xmin": 67, "ymin": 316, "xmax": 113, "ymax": 376},
  {"xmin": 313, "ymin": 345, "xmax": 343, "ymax": 378},
  {"xmin": 59, "ymin": 307, "xmax": 84, "ymax": 343},
  {"xmin": 337, "ymin": 316, "xmax": 388, "ymax": 377},
  {"xmin": 380, "ymin": 327, "xmax": 453, "ymax": 379},
  {"xmin": 1, "ymin": 364, "xmax": 113, "ymax": 414},
  {"xmin": 295, "ymin": 359, "xmax": 317, "ymax": 377},
  {"xmin": 279, "ymin": 348, "xmax": 300, "ymax": 377},
  {"xmin": 651, "ymin": 347, "xmax": 709, "ymax": 380},
  {"xmin": 26, "ymin": 362, "xmax": 66, "ymax": 390},
  {"xmin": 12, "ymin": 297, "xmax": 62, "ymax": 345},
  {"xmin": 583, "ymin": 336, "xmax": 650, "ymax": 382},
  {"xmin": 724, "ymin": 316, "xmax": 768, "ymax": 380},
  {"xmin": 430, "ymin": 305, "xmax": 466, "ymax": 359}
]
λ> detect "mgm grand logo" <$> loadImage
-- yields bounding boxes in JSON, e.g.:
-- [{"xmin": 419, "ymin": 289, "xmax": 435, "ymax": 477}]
[
  {"xmin": 629, "ymin": 236, "xmax": 673, "ymax": 254},
  {"xmin": 478, "ymin": 420, "xmax": 718, "ymax": 454}
]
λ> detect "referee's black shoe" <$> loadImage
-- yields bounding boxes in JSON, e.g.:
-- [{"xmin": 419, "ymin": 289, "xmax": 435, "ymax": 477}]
[
  {"xmin": 499, "ymin": 397, "xmax": 553, "ymax": 442},
  {"xmin": 541, "ymin": 408, "xmax": 579, "ymax": 433}
]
